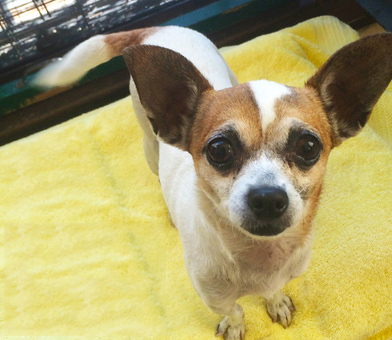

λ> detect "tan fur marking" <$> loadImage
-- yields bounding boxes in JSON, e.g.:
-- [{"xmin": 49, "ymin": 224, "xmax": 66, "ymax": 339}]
[
  {"xmin": 104, "ymin": 27, "xmax": 160, "ymax": 57},
  {"xmin": 190, "ymin": 83, "xmax": 262, "ymax": 162},
  {"xmin": 270, "ymin": 87, "xmax": 332, "ymax": 151},
  {"xmin": 188, "ymin": 84, "xmax": 263, "ymax": 209},
  {"xmin": 271, "ymin": 86, "xmax": 333, "ymax": 246}
]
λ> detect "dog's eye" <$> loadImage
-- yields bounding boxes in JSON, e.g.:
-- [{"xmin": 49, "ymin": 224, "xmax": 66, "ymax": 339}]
[
  {"xmin": 207, "ymin": 138, "xmax": 234, "ymax": 165},
  {"xmin": 294, "ymin": 134, "xmax": 321, "ymax": 164}
]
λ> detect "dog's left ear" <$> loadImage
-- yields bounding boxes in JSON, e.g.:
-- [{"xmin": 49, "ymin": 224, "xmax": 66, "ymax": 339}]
[
  {"xmin": 307, "ymin": 33, "xmax": 392, "ymax": 146},
  {"xmin": 123, "ymin": 45, "xmax": 212, "ymax": 151}
]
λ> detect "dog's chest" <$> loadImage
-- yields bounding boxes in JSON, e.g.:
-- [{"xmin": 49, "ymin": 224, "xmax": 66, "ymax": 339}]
[
  {"xmin": 184, "ymin": 234, "xmax": 312, "ymax": 301},
  {"xmin": 234, "ymin": 242, "xmax": 311, "ymax": 297}
]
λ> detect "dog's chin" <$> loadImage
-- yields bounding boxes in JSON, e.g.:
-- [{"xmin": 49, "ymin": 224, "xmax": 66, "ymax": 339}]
[{"xmin": 240, "ymin": 216, "xmax": 292, "ymax": 237}]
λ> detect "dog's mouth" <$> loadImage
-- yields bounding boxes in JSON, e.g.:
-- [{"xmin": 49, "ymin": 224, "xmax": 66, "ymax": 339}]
[
  {"xmin": 241, "ymin": 215, "xmax": 292, "ymax": 237},
  {"xmin": 249, "ymin": 224, "xmax": 284, "ymax": 236}
]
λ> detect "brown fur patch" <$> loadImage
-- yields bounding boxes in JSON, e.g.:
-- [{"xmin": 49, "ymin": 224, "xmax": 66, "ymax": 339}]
[
  {"xmin": 104, "ymin": 27, "xmax": 160, "ymax": 57},
  {"xmin": 269, "ymin": 87, "xmax": 333, "ymax": 184},
  {"xmin": 188, "ymin": 84, "xmax": 263, "ymax": 207},
  {"xmin": 190, "ymin": 83, "xmax": 262, "ymax": 165},
  {"xmin": 271, "ymin": 87, "xmax": 333, "ymax": 153},
  {"xmin": 271, "ymin": 87, "xmax": 332, "ymax": 245}
]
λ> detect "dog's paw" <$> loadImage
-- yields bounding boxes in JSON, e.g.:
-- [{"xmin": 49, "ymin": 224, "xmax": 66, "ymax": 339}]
[
  {"xmin": 265, "ymin": 292, "xmax": 295, "ymax": 328},
  {"xmin": 216, "ymin": 315, "xmax": 245, "ymax": 340}
]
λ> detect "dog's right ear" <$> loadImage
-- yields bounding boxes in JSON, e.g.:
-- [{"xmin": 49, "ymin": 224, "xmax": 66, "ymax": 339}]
[{"xmin": 123, "ymin": 45, "xmax": 212, "ymax": 151}]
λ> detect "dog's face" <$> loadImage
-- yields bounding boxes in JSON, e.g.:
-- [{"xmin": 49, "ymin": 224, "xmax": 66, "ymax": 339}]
[
  {"xmin": 188, "ymin": 82, "xmax": 332, "ymax": 237},
  {"xmin": 123, "ymin": 34, "xmax": 392, "ymax": 237}
]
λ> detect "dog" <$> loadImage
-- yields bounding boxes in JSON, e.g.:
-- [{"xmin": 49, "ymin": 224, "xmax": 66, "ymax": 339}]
[{"xmin": 35, "ymin": 26, "xmax": 392, "ymax": 339}]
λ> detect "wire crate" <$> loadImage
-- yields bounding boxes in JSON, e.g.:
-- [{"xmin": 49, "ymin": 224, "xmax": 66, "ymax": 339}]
[{"xmin": 0, "ymin": 0, "xmax": 177, "ymax": 78}]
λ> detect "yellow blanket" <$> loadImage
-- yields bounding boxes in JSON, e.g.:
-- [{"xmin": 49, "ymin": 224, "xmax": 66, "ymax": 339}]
[{"xmin": 1, "ymin": 16, "xmax": 391, "ymax": 339}]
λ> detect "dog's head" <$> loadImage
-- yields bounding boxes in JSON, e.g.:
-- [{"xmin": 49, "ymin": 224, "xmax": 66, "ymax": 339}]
[{"xmin": 123, "ymin": 34, "xmax": 392, "ymax": 238}]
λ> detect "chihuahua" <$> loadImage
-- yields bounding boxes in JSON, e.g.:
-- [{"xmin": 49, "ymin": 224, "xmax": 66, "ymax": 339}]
[{"xmin": 35, "ymin": 26, "xmax": 392, "ymax": 340}]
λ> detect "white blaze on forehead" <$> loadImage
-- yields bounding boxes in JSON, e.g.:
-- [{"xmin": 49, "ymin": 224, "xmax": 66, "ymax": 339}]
[{"xmin": 249, "ymin": 80, "xmax": 291, "ymax": 130}]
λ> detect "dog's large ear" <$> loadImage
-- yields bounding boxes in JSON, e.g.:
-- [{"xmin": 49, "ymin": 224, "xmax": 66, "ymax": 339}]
[
  {"xmin": 123, "ymin": 45, "xmax": 212, "ymax": 151},
  {"xmin": 306, "ymin": 33, "xmax": 392, "ymax": 146}
]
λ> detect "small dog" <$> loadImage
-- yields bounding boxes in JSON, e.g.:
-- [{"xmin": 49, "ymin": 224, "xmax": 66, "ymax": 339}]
[{"xmin": 35, "ymin": 27, "xmax": 392, "ymax": 339}]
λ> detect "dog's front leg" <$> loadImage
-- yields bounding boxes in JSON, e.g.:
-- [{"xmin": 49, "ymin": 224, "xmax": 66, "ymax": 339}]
[
  {"xmin": 206, "ymin": 299, "xmax": 245, "ymax": 340},
  {"xmin": 264, "ymin": 291, "xmax": 295, "ymax": 328}
]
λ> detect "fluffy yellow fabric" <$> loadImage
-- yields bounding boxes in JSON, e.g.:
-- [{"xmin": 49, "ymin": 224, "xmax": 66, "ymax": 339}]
[{"xmin": 1, "ymin": 16, "xmax": 391, "ymax": 339}]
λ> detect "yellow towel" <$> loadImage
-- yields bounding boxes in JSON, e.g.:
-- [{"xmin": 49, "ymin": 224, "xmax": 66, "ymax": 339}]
[{"xmin": 1, "ymin": 16, "xmax": 392, "ymax": 339}]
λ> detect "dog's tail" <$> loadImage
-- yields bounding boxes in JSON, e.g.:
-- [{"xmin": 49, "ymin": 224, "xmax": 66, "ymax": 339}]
[{"xmin": 33, "ymin": 27, "xmax": 159, "ymax": 88}]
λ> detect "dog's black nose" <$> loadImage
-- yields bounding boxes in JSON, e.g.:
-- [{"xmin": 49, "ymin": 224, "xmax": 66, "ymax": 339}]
[{"xmin": 247, "ymin": 186, "xmax": 288, "ymax": 219}]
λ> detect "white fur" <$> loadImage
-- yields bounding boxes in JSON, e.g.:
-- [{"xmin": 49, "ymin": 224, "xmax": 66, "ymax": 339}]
[
  {"xmin": 249, "ymin": 80, "xmax": 291, "ymax": 130},
  {"xmin": 143, "ymin": 26, "xmax": 237, "ymax": 91},
  {"xmin": 34, "ymin": 35, "xmax": 111, "ymax": 88},
  {"xmin": 34, "ymin": 26, "xmax": 237, "ymax": 91}
]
